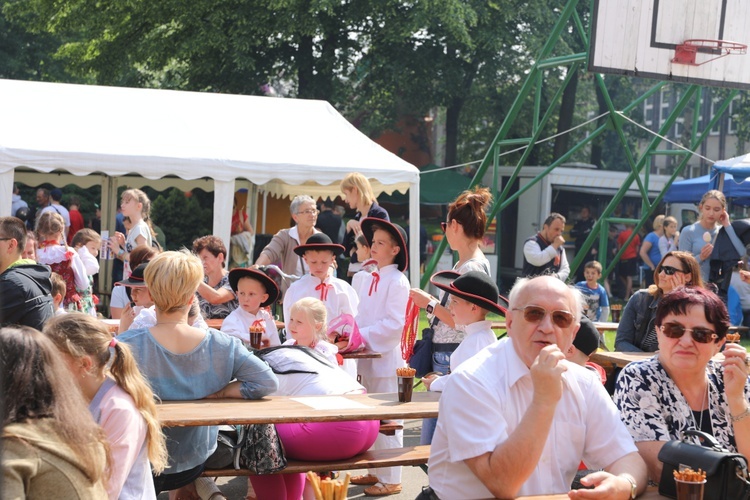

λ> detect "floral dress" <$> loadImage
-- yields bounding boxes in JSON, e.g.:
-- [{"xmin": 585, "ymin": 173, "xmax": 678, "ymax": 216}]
[{"xmin": 614, "ymin": 355, "xmax": 750, "ymax": 452}]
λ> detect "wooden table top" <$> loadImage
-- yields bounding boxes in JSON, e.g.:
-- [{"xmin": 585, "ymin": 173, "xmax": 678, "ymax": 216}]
[
  {"xmin": 341, "ymin": 349, "xmax": 381, "ymax": 359},
  {"xmin": 157, "ymin": 391, "xmax": 440, "ymax": 427},
  {"xmin": 519, "ymin": 486, "xmax": 663, "ymax": 499},
  {"xmin": 590, "ymin": 350, "xmax": 652, "ymax": 369}
]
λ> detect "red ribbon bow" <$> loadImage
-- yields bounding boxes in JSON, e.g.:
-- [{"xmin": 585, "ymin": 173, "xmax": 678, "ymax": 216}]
[
  {"xmin": 315, "ymin": 282, "xmax": 333, "ymax": 301},
  {"xmin": 251, "ymin": 319, "xmax": 266, "ymax": 330},
  {"xmin": 368, "ymin": 272, "xmax": 380, "ymax": 296}
]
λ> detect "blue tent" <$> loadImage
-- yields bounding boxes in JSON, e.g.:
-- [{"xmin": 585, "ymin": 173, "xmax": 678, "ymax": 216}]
[{"xmin": 663, "ymin": 153, "xmax": 750, "ymax": 205}]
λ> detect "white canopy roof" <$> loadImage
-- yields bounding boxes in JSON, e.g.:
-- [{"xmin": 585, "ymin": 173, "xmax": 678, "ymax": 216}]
[{"xmin": 0, "ymin": 79, "xmax": 421, "ymax": 284}]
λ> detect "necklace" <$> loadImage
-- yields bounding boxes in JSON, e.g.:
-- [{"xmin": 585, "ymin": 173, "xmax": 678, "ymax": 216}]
[{"xmin": 690, "ymin": 380, "xmax": 711, "ymax": 434}]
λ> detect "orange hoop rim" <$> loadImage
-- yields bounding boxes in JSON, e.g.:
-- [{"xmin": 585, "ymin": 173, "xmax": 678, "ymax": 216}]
[{"xmin": 680, "ymin": 39, "xmax": 748, "ymax": 54}]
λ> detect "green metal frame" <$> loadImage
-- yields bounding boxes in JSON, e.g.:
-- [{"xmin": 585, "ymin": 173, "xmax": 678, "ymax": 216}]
[{"xmin": 420, "ymin": 0, "xmax": 740, "ymax": 289}]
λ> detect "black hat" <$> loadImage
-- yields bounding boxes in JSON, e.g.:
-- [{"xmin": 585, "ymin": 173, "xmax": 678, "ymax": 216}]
[
  {"xmin": 430, "ymin": 270, "xmax": 509, "ymax": 316},
  {"xmin": 360, "ymin": 217, "xmax": 408, "ymax": 272},
  {"xmin": 572, "ymin": 317, "xmax": 601, "ymax": 356},
  {"xmin": 293, "ymin": 232, "xmax": 345, "ymax": 257},
  {"xmin": 228, "ymin": 268, "xmax": 279, "ymax": 307},
  {"xmin": 117, "ymin": 263, "xmax": 148, "ymax": 288}
]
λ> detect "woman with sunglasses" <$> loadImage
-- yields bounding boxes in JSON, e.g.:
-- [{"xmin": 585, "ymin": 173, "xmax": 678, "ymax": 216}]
[
  {"xmin": 408, "ymin": 186, "xmax": 493, "ymax": 445},
  {"xmin": 614, "ymin": 286, "xmax": 750, "ymax": 483},
  {"xmin": 615, "ymin": 251, "xmax": 703, "ymax": 352}
]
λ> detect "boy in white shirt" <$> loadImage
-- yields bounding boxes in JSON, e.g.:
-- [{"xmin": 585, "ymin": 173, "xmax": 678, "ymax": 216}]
[
  {"xmin": 221, "ymin": 268, "xmax": 281, "ymax": 348},
  {"xmin": 283, "ymin": 232, "xmax": 359, "ymax": 323},
  {"xmin": 422, "ymin": 270, "xmax": 508, "ymax": 393},
  {"xmin": 350, "ymin": 217, "xmax": 410, "ymax": 496}
]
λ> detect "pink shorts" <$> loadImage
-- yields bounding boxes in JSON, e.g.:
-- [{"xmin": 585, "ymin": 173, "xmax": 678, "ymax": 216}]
[{"xmin": 275, "ymin": 420, "xmax": 380, "ymax": 461}]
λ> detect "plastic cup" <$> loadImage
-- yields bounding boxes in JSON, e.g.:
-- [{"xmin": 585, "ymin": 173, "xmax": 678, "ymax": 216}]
[
  {"xmin": 249, "ymin": 330, "xmax": 263, "ymax": 350},
  {"xmin": 675, "ymin": 478, "xmax": 705, "ymax": 500},
  {"xmin": 397, "ymin": 376, "xmax": 414, "ymax": 403},
  {"xmin": 611, "ymin": 304, "xmax": 622, "ymax": 322}
]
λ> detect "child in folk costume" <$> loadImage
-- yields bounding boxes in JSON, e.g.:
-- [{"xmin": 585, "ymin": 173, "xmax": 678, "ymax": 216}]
[
  {"xmin": 421, "ymin": 270, "xmax": 507, "ymax": 393},
  {"xmin": 71, "ymin": 228, "xmax": 102, "ymax": 316},
  {"xmin": 282, "ymin": 232, "xmax": 359, "ymax": 323},
  {"xmin": 221, "ymin": 268, "xmax": 281, "ymax": 348},
  {"xmin": 351, "ymin": 233, "xmax": 378, "ymax": 297},
  {"xmin": 35, "ymin": 212, "xmax": 89, "ymax": 312},
  {"xmin": 350, "ymin": 217, "xmax": 410, "ymax": 496}
]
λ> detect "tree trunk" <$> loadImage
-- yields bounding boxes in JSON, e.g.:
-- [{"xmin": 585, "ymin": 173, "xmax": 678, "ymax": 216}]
[
  {"xmin": 445, "ymin": 97, "xmax": 464, "ymax": 168},
  {"xmin": 590, "ymin": 77, "xmax": 607, "ymax": 167},
  {"xmin": 553, "ymin": 68, "xmax": 579, "ymax": 161}
]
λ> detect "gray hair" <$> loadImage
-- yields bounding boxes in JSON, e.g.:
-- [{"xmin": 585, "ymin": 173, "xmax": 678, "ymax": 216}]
[
  {"xmin": 508, "ymin": 277, "xmax": 583, "ymax": 321},
  {"xmin": 289, "ymin": 195, "xmax": 316, "ymax": 216}
]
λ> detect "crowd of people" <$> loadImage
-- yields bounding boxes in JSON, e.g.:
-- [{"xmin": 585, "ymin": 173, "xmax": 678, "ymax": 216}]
[{"xmin": 3, "ymin": 179, "xmax": 750, "ymax": 500}]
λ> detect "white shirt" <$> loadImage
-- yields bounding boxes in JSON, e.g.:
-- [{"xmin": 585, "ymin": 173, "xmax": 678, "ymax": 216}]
[
  {"xmin": 221, "ymin": 307, "xmax": 280, "ymax": 346},
  {"xmin": 429, "ymin": 338, "xmax": 637, "ymax": 499},
  {"xmin": 110, "ymin": 285, "xmax": 129, "ymax": 309},
  {"xmin": 731, "ymin": 272, "xmax": 750, "ymax": 311},
  {"xmin": 51, "ymin": 203, "xmax": 71, "ymax": 228},
  {"xmin": 429, "ymin": 320, "xmax": 496, "ymax": 393},
  {"xmin": 355, "ymin": 264, "xmax": 410, "ymax": 379},
  {"xmin": 282, "ymin": 273, "xmax": 359, "ymax": 324},
  {"xmin": 262, "ymin": 347, "xmax": 364, "ymax": 396},
  {"xmin": 351, "ymin": 259, "xmax": 378, "ymax": 297},
  {"xmin": 282, "ymin": 338, "xmax": 339, "ymax": 367},
  {"xmin": 523, "ymin": 238, "xmax": 570, "ymax": 281},
  {"xmin": 36, "ymin": 244, "xmax": 89, "ymax": 291},
  {"xmin": 77, "ymin": 245, "xmax": 100, "ymax": 276}
]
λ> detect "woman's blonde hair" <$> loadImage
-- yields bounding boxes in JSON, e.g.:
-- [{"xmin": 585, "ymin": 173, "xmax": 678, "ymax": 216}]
[
  {"xmin": 43, "ymin": 314, "xmax": 168, "ymax": 473},
  {"xmin": 652, "ymin": 214, "xmax": 665, "ymax": 232},
  {"xmin": 35, "ymin": 211, "xmax": 66, "ymax": 241},
  {"xmin": 145, "ymin": 250, "xmax": 203, "ymax": 314},
  {"xmin": 289, "ymin": 297, "xmax": 328, "ymax": 345},
  {"xmin": 1, "ymin": 326, "xmax": 111, "ymax": 484},
  {"xmin": 340, "ymin": 173, "xmax": 375, "ymax": 209}
]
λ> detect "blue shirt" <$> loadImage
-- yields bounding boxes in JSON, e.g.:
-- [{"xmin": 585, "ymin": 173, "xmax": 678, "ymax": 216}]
[
  {"xmin": 643, "ymin": 232, "xmax": 661, "ymax": 267},
  {"xmin": 576, "ymin": 281, "xmax": 610, "ymax": 321},
  {"xmin": 118, "ymin": 327, "xmax": 278, "ymax": 473}
]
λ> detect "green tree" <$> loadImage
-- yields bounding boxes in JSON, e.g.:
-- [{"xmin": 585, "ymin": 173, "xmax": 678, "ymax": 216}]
[{"xmin": 150, "ymin": 188, "xmax": 212, "ymax": 250}]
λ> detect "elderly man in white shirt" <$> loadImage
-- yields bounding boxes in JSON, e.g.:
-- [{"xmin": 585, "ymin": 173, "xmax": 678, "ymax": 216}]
[{"xmin": 425, "ymin": 276, "xmax": 647, "ymax": 500}]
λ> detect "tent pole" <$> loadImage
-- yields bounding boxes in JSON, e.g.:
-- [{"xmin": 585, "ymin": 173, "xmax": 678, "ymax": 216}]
[
  {"xmin": 0, "ymin": 171, "xmax": 13, "ymax": 216},
  {"xmin": 214, "ymin": 179, "xmax": 235, "ymax": 270},
  {"xmin": 99, "ymin": 175, "xmax": 118, "ymax": 299}
]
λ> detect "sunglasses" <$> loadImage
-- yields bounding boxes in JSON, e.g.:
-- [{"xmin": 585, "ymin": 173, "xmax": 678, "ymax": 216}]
[
  {"xmin": 512, "ymin": 305, "xmax": 575, "ymax": 328},
  {"xmin": 659, "ymin": 322, "xmax": 717, "ymax": 343},
  {"xmin": 659, "ymin": 265, "xmax": 686, "ymax": 276},
  {"xmin": 440, "ymin": 221, "xmax": 448, "ymax": 233}
]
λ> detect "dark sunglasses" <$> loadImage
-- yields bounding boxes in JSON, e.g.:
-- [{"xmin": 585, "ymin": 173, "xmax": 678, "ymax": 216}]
[
  {"xmin": 440, "ymin": 221, "xmax": 448, "ymax": 233},
  {"xmin": 512, "ymin": 305, "xmax": 575, "ymax": 328},
  {"xmin": 658, "ymin": 265, "xmax": 686, "ymax": 276},
  {"xmin": 660, "ymin": 322, "xmax": 717, "ymax": 343}
]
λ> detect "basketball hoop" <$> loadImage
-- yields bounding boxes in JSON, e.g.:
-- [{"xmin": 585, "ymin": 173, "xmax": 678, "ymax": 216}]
[{"xmin": 673, "ymin": 39, "xmax": 748, "ymax": 66}]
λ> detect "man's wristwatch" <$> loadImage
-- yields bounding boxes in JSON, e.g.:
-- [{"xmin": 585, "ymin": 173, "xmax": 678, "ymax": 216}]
[
  {"xmin": 622, "ymin": 474, "xmax": 637, "ymax": 499},
  {"xmin": 425, "ymin": 299, "xmax": 438, "ymax": 318}
]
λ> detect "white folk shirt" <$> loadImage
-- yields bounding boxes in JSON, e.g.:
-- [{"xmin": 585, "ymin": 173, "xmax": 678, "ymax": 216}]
[
  {"xmin": 282, "ymin": 274, "xmax": 359, "ymax": 324},
  {"xmin": 221, "ymin": 307, "xmax": 280, "ymax": 346},
  {"xmin": 355, "ymin": 264, "xmax": 410, "ymax": 379},
  {"xmin": 429, "ymin": 338, "xmax": 637, "ymax": 499},
  {"xmin": 428, "ymin": 320, "xmax": 496, "ymax": 393}
]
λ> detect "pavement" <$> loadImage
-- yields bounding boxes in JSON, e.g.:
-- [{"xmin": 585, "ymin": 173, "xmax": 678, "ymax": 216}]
[{"xmin": 158, "ymin": 419, "xmax": 428, "ymax": 499}]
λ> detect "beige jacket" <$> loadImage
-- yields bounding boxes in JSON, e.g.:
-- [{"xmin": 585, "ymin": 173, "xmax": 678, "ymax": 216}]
[{"xmin": 2, "ymin": 419, "xmax": 108, "ymax": 499}]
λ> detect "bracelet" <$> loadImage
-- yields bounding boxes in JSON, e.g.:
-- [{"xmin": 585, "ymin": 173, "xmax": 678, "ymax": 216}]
[
  {"xmin": 117, "ymin": 248, "xmax": 126, "ymax": 257},
  {"xmin": 731, "ymin": 407, "xmax": 750, "ymax": 423}
]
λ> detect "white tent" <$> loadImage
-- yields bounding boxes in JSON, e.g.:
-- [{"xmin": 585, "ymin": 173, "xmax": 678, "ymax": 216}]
[{"xmin": 0, "ymin": 79, "xmax": 421, "ymax": 285}]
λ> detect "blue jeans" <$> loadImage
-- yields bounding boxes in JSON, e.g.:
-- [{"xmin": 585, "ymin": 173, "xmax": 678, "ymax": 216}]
[{"xmin": 420, "ymin": 351, "xmax": 451, "ymax": 445}]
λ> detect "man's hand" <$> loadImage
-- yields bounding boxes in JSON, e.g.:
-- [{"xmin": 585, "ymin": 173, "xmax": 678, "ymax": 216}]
[
  {"xmin": 553, "ymin": 235, "xmax": 565, "ymax": 248},
  {"xmin": 530, "ymin": 345, "xmax": 567, "ymax": 407},
  {"xmin": 568, "ymin": 472, "xmax": 633, "ymax": 499}
]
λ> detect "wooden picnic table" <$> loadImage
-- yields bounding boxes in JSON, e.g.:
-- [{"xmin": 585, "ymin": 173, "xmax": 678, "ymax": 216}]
[
  {"xmin": 518, "ymin": 486, "xmax": 663, "ymax": 499},
  {"xmin": 157, "ymin": 391, "xmax": 440, "ymax": 427},
  {"xmin": 590, "ymin": 350, "xmax": 652, "ymax": 370}
]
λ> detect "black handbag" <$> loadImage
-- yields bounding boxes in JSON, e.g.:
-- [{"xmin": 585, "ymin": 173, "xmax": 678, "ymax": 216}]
[
  {"xmin": 658, "ymin": 429, "xmax": 750, "ymax": 500},
  {"xmin": 205, "ymin": 423, "xmax": 287, "ymax": 474}
]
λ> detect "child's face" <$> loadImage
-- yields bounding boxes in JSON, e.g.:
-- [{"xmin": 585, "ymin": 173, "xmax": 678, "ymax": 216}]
[
  {"xmin": 355, "ymin": 242, "xmax": 370, "ymax": 263},
  {"xmin": 287, "ymin": 308, "xmax": 318, "ymax": 347},
  {"xmin": 369, "ymin": 229, "xmax": 399, "ymax": 268},
  {"xmin": 129, "ymin": 287, "xmax": 153, "ymax": 308},
  {"xmin": 120, "ymin": 196, "xmax": 142, "ymax": 218},
  {"xmin": 584, "ymin": 268, "xmax": 601, "ymax": 283},
  {"xmin": 22, "ymin": 239, "xmax": 36, "ymax": 261},
  {"xmin": 85, "ymin": 240, "xmax": 100, "ymax": 257},
  {"xmin": 303, "ymin": 250, "xmax": 335, "ymax": 280},
  {"xmin": 236, "ymin": 277, "xmax": 268, "ymax": 315},
  {"xmin": 448, "ymin": 295, "xmax": 478, "ymax": 326}
]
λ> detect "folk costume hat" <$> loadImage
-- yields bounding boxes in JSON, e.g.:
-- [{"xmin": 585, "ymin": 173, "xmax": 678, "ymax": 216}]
[
  {"xmin": 360, "ymin": 217, "xmax": 408, "ymax": 272},
  {"xmin": 572, "ymin": 317, "xmax": 600, "ymax": 356},
  {"xmin": 116, "ymin": 263, "xmax": 148, "ymax": 288},
  {"xmin": 228, "ymin": 268, "xmax": 279, "ymax": 307},
  {"xmin": 430, "ymin": 270, "xmax": 509, "ymax": 316},
  {"xmin": 293, "ymin": 232, "xmax": 345, "ymax": 257}
]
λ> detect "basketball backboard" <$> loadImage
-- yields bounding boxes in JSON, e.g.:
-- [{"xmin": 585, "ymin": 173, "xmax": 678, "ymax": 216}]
[{"xmin": 589, "ymin": 0, "xmax": 750, "ymax": 89}]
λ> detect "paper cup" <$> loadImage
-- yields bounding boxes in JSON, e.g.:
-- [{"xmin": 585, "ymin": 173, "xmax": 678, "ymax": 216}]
[
  {"xmin": 397, "ymin": 376, "xmax": 414, "ymax": 403},
  {"xmin": 675, "ymin": 478, "xmax": 706, "ymax": 500},
  {"xmin": 249, "ymin": 331, "xmax": 263, "ymax": 350}
]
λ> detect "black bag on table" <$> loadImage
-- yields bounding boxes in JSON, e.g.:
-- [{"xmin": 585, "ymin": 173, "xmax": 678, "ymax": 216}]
[{"xmin": 658, "ymin": 429, "xmax": 750, "ymax": 500}]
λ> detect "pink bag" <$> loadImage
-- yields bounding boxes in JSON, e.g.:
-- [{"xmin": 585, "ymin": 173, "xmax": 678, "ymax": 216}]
[{"xmin": 327, "ymin": 314, "xmax": 365, "ymax": 353}]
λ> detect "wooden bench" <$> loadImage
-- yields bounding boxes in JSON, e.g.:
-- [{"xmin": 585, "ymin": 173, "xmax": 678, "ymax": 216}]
[
  {"xmin": 201, "ymin": 444, "xmax": 430, "ymax": 477},
  {"xmin": 378, "ymin": 421, "xmax": 402, "ymax": 436}
]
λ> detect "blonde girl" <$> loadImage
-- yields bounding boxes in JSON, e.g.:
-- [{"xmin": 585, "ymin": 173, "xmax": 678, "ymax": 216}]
[
  {"xmin": 340, "ymin": 172, "xmax": 390, "ymax": 271},
  {"xmin": 36, "ymin": 211, "xmax": 89, "ymax": 312},
  {"xmin": 43, "ymin": 313, "xmax": 168, "ymax": 499},
  {"xmin": 284, "ymin": 297, "xmax": 338, "ymax": 365},
  {"xmin": 678, "ymin": 190, "xmax": 745, "ymax": 281},
  {"xmin": 71, "ymin": 228, "xmax": 102, "ymax": 316},
  {"xmin": 109, "ymin": 188, "xmax": 155, "ymax": 277}
]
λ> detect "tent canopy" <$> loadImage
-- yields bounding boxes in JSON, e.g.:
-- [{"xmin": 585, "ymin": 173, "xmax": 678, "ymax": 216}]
[
  {"xmin": 664, "ymin": 154, "xmax": 750, "ymax": 205},
  {"xmin": 0, "ymin": 79, "xmax": 421, "ymax": 284}
]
